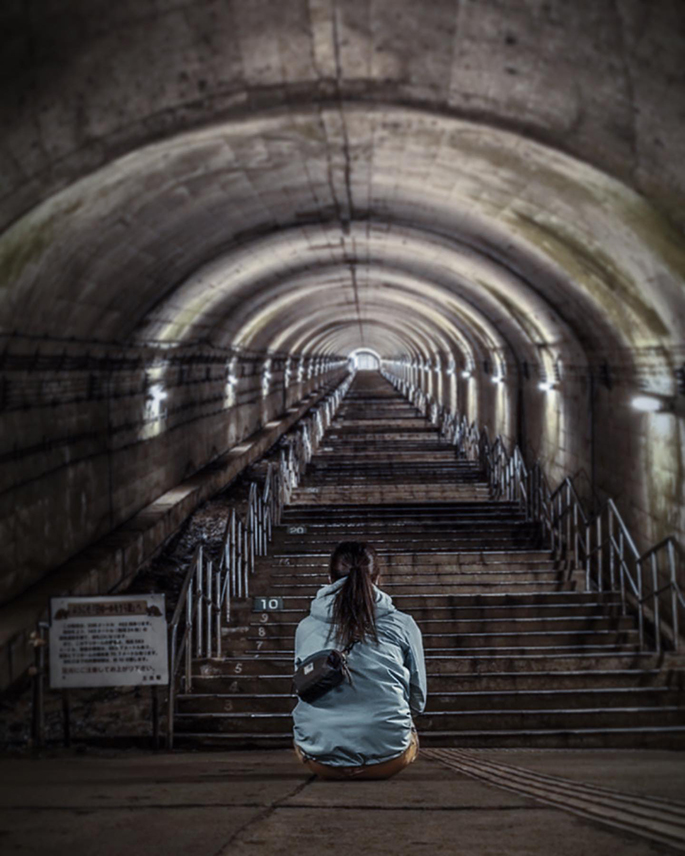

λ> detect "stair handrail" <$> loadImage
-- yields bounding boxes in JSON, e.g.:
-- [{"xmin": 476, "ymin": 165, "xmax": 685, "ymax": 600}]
[
  {"xmin": 382, "ymin": 369, "xmax": 684, "ymax": 654},
  {"xmin": 167, "ymin": 545, "xmax": 223, "ymax": 748},
  {"xmin": 637, "ymin": 536, "xmax": 684, "ymax": 653},
  {"xmin": 165, "ymin": 373, "xmax": 353, "ymax": 748}
]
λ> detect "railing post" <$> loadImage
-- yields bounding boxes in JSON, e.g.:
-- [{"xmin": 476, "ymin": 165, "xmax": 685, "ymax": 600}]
[
  {"xmin": 229, "ymin": 510, "xmax": 236, "ymax": 609},
  {"xmin": 566, "ymin": 482, "xmax": 573, "ymax": 571},
  {"xmin": 597, "ymin": 514, "xmax": 603, "ymax": 592},
  {"xmin": 585, "ymin": 519, "xmax": 591, "ymax": 592},
  {"xmin": 206, "ymin": 559, "xmax": 213, "ymax": 658},
  {"xmin": 195, "ymin": 551, "xmax": 203, "ymax": 657},
  {"xmin": 215, "ymin": 567, "xmax": 222, "ymax": 658},
  {"xmin": 617, "ymin": 516, "xmax": 626, "ymax": 616},
  {"xmin": 609, "ymin": 511, "xmax": 616, "ymax": 592},
  {"xmin": 632, "ymin": 553, "xmax": 641, "ymax": 648},
  {"xmin": 245, "ymin": 520, "xmax": 251, "ymax": 596},
  {"xmin": 167, "ymin": 625, "xmax": 177, "ymax": 750},
  {"xmin": 185, "ymin": 584, "xmax": 193, "ymax": 693},
  {"xmin": 669, "ymin": 540, "xmax": 679, "ymax": 652},
  {"xmin": 237, "ymin": 517, "xmax": 244, "ymax": 599},
  {"xmin": 650, "ymin": 553, "xmax": 660, "ymax": 654}
]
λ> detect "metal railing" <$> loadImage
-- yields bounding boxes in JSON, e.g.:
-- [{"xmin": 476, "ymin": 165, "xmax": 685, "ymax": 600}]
[
  {"xmin": 167, "ymin": 374, "xmax": 353, "ymax": 747},
  {"xmin": 382, "ymin": 370, "xmax": 684, "ymax": 655}
]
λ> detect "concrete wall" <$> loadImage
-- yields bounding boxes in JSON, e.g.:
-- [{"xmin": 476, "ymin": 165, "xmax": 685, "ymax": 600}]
[{"xmin": 0, "ymin": 340, "xmax": 345, "ymax": 608}]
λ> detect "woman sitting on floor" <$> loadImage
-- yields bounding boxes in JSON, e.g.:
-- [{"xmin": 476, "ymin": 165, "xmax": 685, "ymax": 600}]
[{"xmin": 293, "ymin": 541, "xmax": 427, "ymax": 780}]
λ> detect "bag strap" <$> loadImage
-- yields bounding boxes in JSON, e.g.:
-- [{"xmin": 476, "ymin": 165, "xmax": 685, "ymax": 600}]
[{"xmin": 337, "ymin": 639, "xmax": 358, "ymax": 686}]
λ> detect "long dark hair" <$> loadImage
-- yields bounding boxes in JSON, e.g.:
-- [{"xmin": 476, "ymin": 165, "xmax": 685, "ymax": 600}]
[{"xmin": 329, "ymin": 542, "xmax": 380, "ymax": 648}]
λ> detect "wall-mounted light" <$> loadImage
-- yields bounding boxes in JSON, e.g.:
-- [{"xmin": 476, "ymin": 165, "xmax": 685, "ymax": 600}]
[
  {"xmin": 226, "ymin": 358, "xmax": 238, "ymax": 407},
  {"xmin": 539, "ymin": 381, "xmax": 556, "ymax": 392},
  {"xmin": 261, "ymin": 359, "xmax": 272, "ymax": 398},
  {"xmin": 631, "ymin": 394, "xmax": 674, "ymax": 413},
  {"xmin": 147, "ymin": 383, "xmax": 168, "ymax": 421},
  {"xmin": 491, "ymin": 375, "xmax": 504, "ymax": 384},
  {"xmin": 461, "ymin": 370, "xmax": 472, "ymax": 379},
  {"xmin": 149, "ymin": 384, "xmax": 167, "ymax": 403}
]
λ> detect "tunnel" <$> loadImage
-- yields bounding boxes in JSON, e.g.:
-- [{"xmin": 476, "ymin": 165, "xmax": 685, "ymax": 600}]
[{"xmin": 1, "ymin": 1, "xmax": 685, "ymax": 851}]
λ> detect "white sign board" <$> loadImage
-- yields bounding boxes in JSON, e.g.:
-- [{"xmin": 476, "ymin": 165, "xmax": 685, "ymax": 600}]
[{"xmin": 49, "ymin": 595, "xmax": 168, "ymax": 689}]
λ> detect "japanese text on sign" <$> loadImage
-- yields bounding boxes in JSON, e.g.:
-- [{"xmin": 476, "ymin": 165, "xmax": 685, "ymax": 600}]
[{"xmin": 49, "ymin": 595, "xmax": 168, "ymax": 689}]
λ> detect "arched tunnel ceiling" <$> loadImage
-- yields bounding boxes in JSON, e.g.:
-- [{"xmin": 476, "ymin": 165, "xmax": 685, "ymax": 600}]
[{"xmin": 2, "ymin": 0, "xmax": 684, "ymax": 379}]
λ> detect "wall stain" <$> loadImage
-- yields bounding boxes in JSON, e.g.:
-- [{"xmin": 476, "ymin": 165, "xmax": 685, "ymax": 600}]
[
  {"xmin": 511, "ymin": 212, "xmax": 670, "ymax": 339},
  {"xmin": 0, "ymin": 199, "xmax": 82, "ymax": 291}
]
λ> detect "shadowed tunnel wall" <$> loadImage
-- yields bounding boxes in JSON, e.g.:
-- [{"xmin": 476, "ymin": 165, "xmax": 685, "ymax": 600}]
[{"xmin": 1, "ymin": 0, "xmax": 684, "ymax": 686}]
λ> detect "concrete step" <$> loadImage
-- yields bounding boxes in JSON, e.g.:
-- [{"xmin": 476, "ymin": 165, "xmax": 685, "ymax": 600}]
[
  {"xmin": 416, "ymin": 707, "xmax": 685, "ymax": 732},
  {"xmin": 187, "ymin": 668, "xmax": 672, "ymax": 695},
  {"xmin": 242, "ymin": 641, "xmax": 644, "ymax": 657},
  {"xmin": 275, "ymin": 520, "xmax": 536, "ymax": 532},
  {"xmin": 253, "ymin": 602, "xmax": 624, "ymax": 620},
  {"xmin": 189, "ymin": 652, "xmax": 667, "ymax": 681},
  {"xmin": 326, "ymin": 423, "xmax": 435, "ymax": 432},
  {"xmin": 267, "ymin": 550, "xmax": 555, "ymax": 566},
  {"xmin": 265, "ymin": 567, "xmax": 559, "ymax": 579},
  {"xmin": 279, "ymin": 516, "xmax": 528, "ymax": 528},
  {"xmin": 282, "ymin": 500, "xmax": 522, "ymax": 511},
  {"xmin": 177, "ymin": 687, "xmax": 680, "ymax": 715},
  {"xmin": 247, "ymin": 629, "xmax": 639, "ymax": 651},
  {"xmin": 173, "ymin": 706, "xmax": 685, "ymax": 735},
  {"xmin": 272, "ymin": 529, "xmax": 541, "ymax": 544},
  {"xmin": 260, "ymin": 592, "xmax": 620, "ymax": 610},
  {"xmin": 281, "ymin": 502, "xmax": 522, "ymax": 517},
  {"xmin": 268, "ymin": 581, "xmax": 573, "ymax": 596},
  {"xmin": 172, "ymin": 727, "xmax": 685, "ymax": 750},
  {"xmin": 270, "ymin": 544, "xmax": 546, "ymax": 558},
  {"xmin": 311, "ymin": 443, "xmax": 462, "ymax": 453},
  {"xmin": 289, "ymin": 490, "xmax": 492, "ymax": 505},
  {"xmin": 247, "ymin": 616, "xmax": 637, "ymax": 636},
  {"xmin": 267, "ymin": 571, "xmax": 563, "ymax": 585}
]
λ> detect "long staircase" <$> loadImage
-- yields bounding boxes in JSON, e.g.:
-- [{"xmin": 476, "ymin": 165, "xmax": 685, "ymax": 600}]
[{"xmin": 175, "ymin": 373, "xmax": 685, "ymax": 748}]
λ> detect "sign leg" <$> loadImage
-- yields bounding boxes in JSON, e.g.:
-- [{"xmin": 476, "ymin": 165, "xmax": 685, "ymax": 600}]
[
  {"xmin": 62, "ymin": 690, "xmax": 71, "ymax": 748},
  {"xmin": 152, "ymin": 686, "xmax": 160, "ymax": 751}
]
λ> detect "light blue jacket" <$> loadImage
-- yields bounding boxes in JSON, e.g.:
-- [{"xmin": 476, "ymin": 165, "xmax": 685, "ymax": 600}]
[{"xmin": 292, "ymin": 577, "xmax": 427, "ymax": 766}]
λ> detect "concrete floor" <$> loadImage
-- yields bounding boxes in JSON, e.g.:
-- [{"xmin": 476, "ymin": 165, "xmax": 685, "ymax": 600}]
[{"xmin": 0, "ymin": 750, "xmax": 682, "ymax": 855}]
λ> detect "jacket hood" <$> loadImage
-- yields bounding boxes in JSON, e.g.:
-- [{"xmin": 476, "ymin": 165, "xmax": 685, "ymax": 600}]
[{"xmin": 310, "ymin": 575, "xmax": 396, "ymax": 623}]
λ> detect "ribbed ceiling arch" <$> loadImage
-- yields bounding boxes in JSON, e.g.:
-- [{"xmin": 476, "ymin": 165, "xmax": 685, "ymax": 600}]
[{"xmin": 2, "ymin": 108, "xmax": 682, "ymax": 389}]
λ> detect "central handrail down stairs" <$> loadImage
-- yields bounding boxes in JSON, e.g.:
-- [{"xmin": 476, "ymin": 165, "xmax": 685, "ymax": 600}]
[{"xmin": 167, "ymin": 371, "xmax": 685, "ymax": 750}]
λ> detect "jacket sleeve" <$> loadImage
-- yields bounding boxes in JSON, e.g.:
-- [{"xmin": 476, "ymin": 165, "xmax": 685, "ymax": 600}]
[{"xmin": 403, "ymin": 616, "xmax": 427, "ymax": 715}]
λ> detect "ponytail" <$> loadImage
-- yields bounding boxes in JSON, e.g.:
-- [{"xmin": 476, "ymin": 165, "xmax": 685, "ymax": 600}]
[{"xmin": 330, "ymin": 542, "xmax": 380, "ymax": 648}]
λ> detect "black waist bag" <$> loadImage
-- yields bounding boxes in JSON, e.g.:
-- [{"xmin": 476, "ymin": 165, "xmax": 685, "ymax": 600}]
[{"xmin": 293, "ymin": 643, "xmax": 355, "ymax": 703}]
